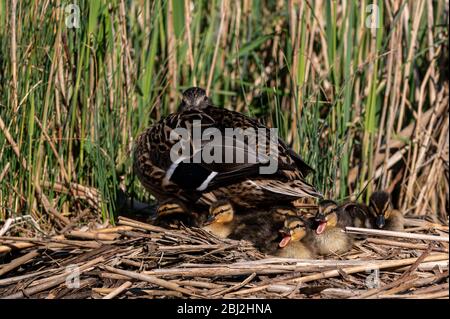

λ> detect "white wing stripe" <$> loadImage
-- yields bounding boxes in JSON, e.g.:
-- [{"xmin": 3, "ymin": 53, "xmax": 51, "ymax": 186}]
[{"xmin": 196, "ymin": 171, "xmax": 218, "ymax": 191}]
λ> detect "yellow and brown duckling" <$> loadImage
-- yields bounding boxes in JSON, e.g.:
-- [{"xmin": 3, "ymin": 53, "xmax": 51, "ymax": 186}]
[
  {"xmin": 275, "ymin": 216, "xmax": 315, "ymax": 259},
  {"xmin": 133, "ymin": 87, "xmax": 322, "ymax": 222},
  {"xmin": 201, "ymin": 200, "xmax": 237, "ymax": 239},
  {"xmin": 228, "ymin": 206, "xmax": 299, "ymax": 254},
  {"xmin": 304, "ymin": 200, "xmax": 353, "ymax": 256},
  {"xmin": 151, "ymin": 199, "xmax": 202, "ymax": 228},
  {"xmin": 369, "ymin": 191, "xmax": 404, "ymax": 231}
]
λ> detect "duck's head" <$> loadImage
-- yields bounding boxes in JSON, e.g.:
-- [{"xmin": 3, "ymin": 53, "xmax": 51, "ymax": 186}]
[
  {"xmin": 151, "ymin": 200, "xmax": 189, "ymax": 225},
  {"xmin": 369, "ymin": 191, "xmax": 392, "ymax": 229},
  {"xmin": 278, "ymin": 217, "xmax": 308, "ymax": 248},
  {"xmin": 179, "ymin": 87, "xmax": 211, "ymax": 111},
  {"xmin": 271, "ymin": 207, "xmax": 298, "ymax": 223},
  {"xmin": 314, "ymin": 199, "xmax": 338, "ymax": 234},
  {"xmin": 204, "ymin": 201, "xmax": 234, "ymax": 225},
  {"xmin": 156, "ymin": 201, "xmax": 187, "ymax": 217}
]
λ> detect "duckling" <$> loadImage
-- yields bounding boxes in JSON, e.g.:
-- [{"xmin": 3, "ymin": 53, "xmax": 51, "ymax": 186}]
[
  {"xmin": 275, "ymin": 216, "xmax": 315, "ymax": 259},
  {"xmin": 228, "ymin": 206, "xmax": 298, "ymax": 253},
  {"xmin": 369, "ymin": 191, "xmax": 404, "ymax": 231},
  {"xmin": 304, "ymin": 200, "xmax": 353, "ymax": 256},
  {"xmin": 201, "ymin": 200, "xmax": 236, "ymax": 238},
  {"xmin": 336, "ymin": 201, "xmax": 373, "ymax": 229},
  {"xmin": 151, "ymin": 199, "xmax": 201, "ymax": 228}
]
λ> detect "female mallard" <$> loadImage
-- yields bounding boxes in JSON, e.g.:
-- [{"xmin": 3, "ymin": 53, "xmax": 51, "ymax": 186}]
[{"xmin": 133, "ymin": 87, "xmax": 321, "ymax": 216}]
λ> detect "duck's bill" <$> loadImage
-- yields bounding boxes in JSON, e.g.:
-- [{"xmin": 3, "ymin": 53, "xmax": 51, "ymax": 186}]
[
  {"xmin": 203, "ymin": 216, "xmax": 215, "ymax": 226},
  {"xmin": 376, "ymin": 215, "xmax": 385, "ymax": 228},
  {"xmin": 316, "ymin": 221, "xmax": 327, "ymax": 235},
  {"xmin": 279, "ymin": 235, "xmax": 291, "ymax": 248}
]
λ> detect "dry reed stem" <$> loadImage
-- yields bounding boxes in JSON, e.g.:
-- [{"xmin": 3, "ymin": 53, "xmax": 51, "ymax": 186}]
[
  {"xmin": 103, "ymin": 281, "xmax": 132, "ymax": 299},
  {"xmin": 103, "ymin": 265, "xmax": 202, "ymax": 298},
  {"xmin": 0, "ymin": 214, "xmax": 448, "ymax": 299},
  {"xmin": 206, "ymin": 0, "xmax": 227, "ymax": 95},
  {"xmin": 231, "ymin": 254, "xmax": 448, "ymax": 296},
  {"xmin": 10, "ymin": 0, "xmax": 18, "ymax": 113},
  {"xmin": 2, "ymin": 256, "xmax": 105, "ymax": 299},
  {"xmin": 0, "ymin": 250, "xmax": 39, "ymax": 277},
  {"xmin": 345, "ymin": 227, "xmax": 449, "ymax": 242}
]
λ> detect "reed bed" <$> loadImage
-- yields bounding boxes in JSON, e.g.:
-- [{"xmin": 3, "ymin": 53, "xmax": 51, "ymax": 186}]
[
  {"xmin": 0, "ymin": 216, "xmax": 448, "ymax": 299},
  {"xmin": 0, "ymin": 0, "xmax": 448, "ymax": 299}
]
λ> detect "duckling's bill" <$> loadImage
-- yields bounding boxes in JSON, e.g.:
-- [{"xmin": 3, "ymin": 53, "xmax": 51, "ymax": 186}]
[
  {"xmin": 315, "ymin": 213, "xmax": 328, "ymax": 234},
  {"xmin": 278, "ymin": 227, "xmax": 292, "ymax": 248},
  {"xmin": 316, "ymin": 221, "xmax": 327, "ymax": 234},
  {"xmin": 279, "ymin": 236, "xmax": 292, "ymax": 248}
]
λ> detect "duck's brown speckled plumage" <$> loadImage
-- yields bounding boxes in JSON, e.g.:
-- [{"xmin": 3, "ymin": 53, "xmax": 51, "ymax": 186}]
[{"xmin": 134, "ymin": 87, "xmax": 321, "ymax": 211}]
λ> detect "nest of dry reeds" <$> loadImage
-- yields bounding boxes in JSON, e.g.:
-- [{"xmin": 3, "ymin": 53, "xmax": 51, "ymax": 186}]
[{"xmin": 0, "ymin": 216, "xmax": 448, "ymax": 299}]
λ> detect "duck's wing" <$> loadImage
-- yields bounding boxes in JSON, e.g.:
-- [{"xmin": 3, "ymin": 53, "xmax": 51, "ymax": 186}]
[
  {"xmin": 136, "ymin": 105, "xmax": 319, "ymax": 199},
  {"xmin": 249, "ymin": 179, "xmax": 321, "ymax": 199},
  {"xmin": 154, "ymin": 108, "xmax": 300, "ymax": 193},
  {"xmin": 203, "ymin": 105, "xmax": 315, "ymax": 176}
]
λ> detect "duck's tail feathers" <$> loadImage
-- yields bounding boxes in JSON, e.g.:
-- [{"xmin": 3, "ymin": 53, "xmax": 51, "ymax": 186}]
[{"xmin": 249, "ymin": 179, "xmax": 322, "ymax": 199}]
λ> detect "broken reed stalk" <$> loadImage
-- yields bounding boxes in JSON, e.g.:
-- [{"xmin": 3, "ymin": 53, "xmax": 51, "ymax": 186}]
[
  {"xmin": 231, "ymin": 254, "xmax": 449, "ymax": 296},
  {"xmin": 354, "ymin": 247, "xmax": 433, "ymax": 298},
  {"xmin": 212, "ymin": 272, "xmax": 257, "ymax": 296},
  {"xmin": 102, "ymin": 265, "xmax": 203, "ymax": 298},
  {"xmin": 102, "ymin": 281, "xmax": 132, "ymax": 299},
  {"xmin": 65, "ymin": 230, "xmax": 119, "ymax": 241},
  {"xmin": 345, "ymin": 227, "xmax": 449, "ymax": 242},
  {"xmin": 0, "ymin": 236, "xmax": 103, "ymax": 249},
  {"xmin": 0, "ymin": 269, "xmax": 52, "ymax": 286},
  {"xmin": 2, "ymin": 256, "xmax": 105, "ymax": 299},
  {"xmin": 0, "ymin": 250, "xmax": 39, "ymax": 277},
  {"xmin": 0, "ymin": 241, "xmax": 35, "ymax": 254},
  {"xmin": 367, "ymin": 238, "xmax": 448, "ymax": 252}
]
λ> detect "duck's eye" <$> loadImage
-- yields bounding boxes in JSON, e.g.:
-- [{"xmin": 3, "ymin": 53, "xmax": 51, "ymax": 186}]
[{"xmin": 203, "ymin": 96, "xmax": 209, "ymax": 101}]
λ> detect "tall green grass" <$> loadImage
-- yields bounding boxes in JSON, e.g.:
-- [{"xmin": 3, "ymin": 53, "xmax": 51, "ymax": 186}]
[{"xmin": 0, "ymin": 0, "xmax": 448, "ymax": 229}]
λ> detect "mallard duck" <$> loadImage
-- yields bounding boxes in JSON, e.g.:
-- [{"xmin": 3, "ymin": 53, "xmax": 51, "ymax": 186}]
[
  {"xmin": 304, "ymin": 200, "xmax": 353, "ymax": 256},
  {"xmin": 133, "ymin": 87, "xmax": 321, "ymax": 220},
  {"xmin": 201, "ymin": 200, "xmax": 236, "ymax": 238},
  {"xmin": 369, "ymin": 191, "xmax": 404, "ymax": 231},
  {"xmin": 275, "ymin": 216, "xmax": 315, "ymax": 259},
  {"xmin": 228, "ymin": 206, "xmax": 298, "ymax": 253}
]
